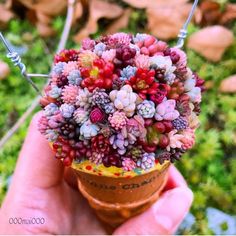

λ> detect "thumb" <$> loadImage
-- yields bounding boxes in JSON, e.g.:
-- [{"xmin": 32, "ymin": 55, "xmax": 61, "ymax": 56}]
[{"xmin": 114, "ymin": 187, "xmax": 193, "ymax": 235}]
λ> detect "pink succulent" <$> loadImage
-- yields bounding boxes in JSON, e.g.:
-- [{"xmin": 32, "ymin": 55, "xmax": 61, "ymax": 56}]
[
  {"xmin": 134, "ymin": 54, "xmax": 150, "ymax": 69},
  {"xmin": 111, "ymin": 33, "xmax": 131, "ymax": 45},
  {"xmin": 122, "ymin": 115, "xmax": 147, "ymax": 142},
  {"xmin": 62, "ymin": 85, "xmax": 79, "ymax": 104},
  {"xmin": 38, "ymin": 115, "xmax": 49, "ymax": 135},
  {"xmin": 48, "ymin": 111, "xmax": 65, "ymax": 129},
  {"xmin": 63, "ymin": 61, "xmax": 78, "ymax": 76},
  {"xmin": 89, "ymin": 152, "xmax": 104, "ymax": 164},
  {"xmin": 180, "ymin": 128, "xmax": 195, "ymax": 150},
  {"xmin": 108, "ymin": 111, "xmax": 128, "ymax": 130},
  {"xmin": 171, "ymin": 48, "xmax": 187, "ymax": 68},
  {"xmin": 155, "ymin": 99, "xmax": 180, "ymax": 121},
  {"xmin": 90, "ymin": 107, "xmax": 105, "ymax": 123},
  {"xmin": 122, "ymin": 157, "xmax": 136, "ymax": 171},
  {"xmin": 81, "ymin": 38, "xmax": 95, "ymax": 50},
  {"xmin": 166, "ymin": 129, "xmax": 184, "ymax": 151},
  {"xmin": 102, "ymin": 49, "xmax": 116, "ymax": 62}
]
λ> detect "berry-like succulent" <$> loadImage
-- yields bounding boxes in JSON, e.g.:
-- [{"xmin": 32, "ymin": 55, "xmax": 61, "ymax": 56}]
[
  {"xmin": 114, "ymin": 45, "xmax": 136, "ymax": 68},
  {"xmin": 176, "ymin": 94, "xmax": 191, "ymax": 117},
  {"xmin": 126, "ymin": 68, "xmax": 158, "ymax": 100},
  {"xmin": 70, "ymin": 139, "xmax": 92, "ymax": 160},
  {"xmin": 91, "ymin": 134, "xmax": 110, "ymax": 155},
  {"xmin": 122, "ymin": 157, "xmax": 136, "ymax": 171},
  {"xmin": 60, "ymin": 104, "xmax": 75, "ymax": 118},
  {"xmin": 73, "ymin": 107, "xmax": 89, "ymax": 125},
  {"xmin": 80, "ymin": 120, "xmax": 100, "ymax": 139},
  {"xmin": 102, "ymin": 153, "xmax": 122, "ymax": 168},
  {"xmin": 137, "ymin": 152, "xmax": 155, "ymax": 170},
  {"xmin": 109, "ymin": 85, "xmax": 137, "ymax": 117},
  {"xmin": 168, "ymin": 78, "xmax": 185, "ymax": 100},
  {"xmin": 59, "ymin": 118, "xmax": 79, "ymax": 140},
  {"xmin": 54, "ymin": 49, "xmax": 79, "ymax": 63},
  {"xmin": 108, "ymin": 111, "xmax": 128, "ymax": 131},
  {"xmin": 137, "ymin": 100, "xmax": 155, "ymax": 118},
  {"xmin": 62, "ymin": 85, "xmax": 79, "ymax": 104},
  {"xmin": 135, "ymin": 35, "xmax": 167, "ymax": 56},
  {"xmin": 52, "ymin": 138, "xmax": 75, "ymax": 166},
  {"xmin": 92, "ymin": 88, "xmax": 110, "ymax": 107},
  {"xmin": 102, "ymin": 102, "xmax": 116, "ymax": 114},
  {"xmin": 90, "ymin": 107, "xmax": 105, "ymax": 123},
  {"xmin": 80, "ymin": 58, "xmax": 115, "ymax": 91},
  {"xmin": 156, "ymin": 151, "xmax": 171, "ymax": 164},
  {"xmin": 170, "ymin": 148, "xmax": 186, "ymax": 162},
  {"xmin": 172, "ymin": 117, "xmax": 188, "ymax": 130},
  {"xmin": 127, "ymin": 146, "xmax": 143, "ymax": 160}
]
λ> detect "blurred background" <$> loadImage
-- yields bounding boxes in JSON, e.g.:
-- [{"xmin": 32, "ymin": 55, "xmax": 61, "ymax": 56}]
[{"xmin": 0, "ymin": 0, "xmax": 236, "ymax": 234}]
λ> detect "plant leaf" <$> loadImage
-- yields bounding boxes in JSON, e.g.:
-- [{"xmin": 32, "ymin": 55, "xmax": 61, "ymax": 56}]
[
  {"xmin": 73, "ymin": 0, "xmax": 123, "ymax": 43},
  {"xmin": 0, "ymin": 61, "xmax": 10, "ymax": 80},
  {"xmin": 105, "ymin": 8, "xmax": 132, "ymax": 35},
  {"xmin": 187, "ymin": 26, "xmax": 234, "ymax": 62},
  {"xmin": 147, "ymin": 3, "xmax": 200, "ymax": 40},
  {"xmin": 219, "ymin": 75, "xmax": 236, "ymax": 93}
]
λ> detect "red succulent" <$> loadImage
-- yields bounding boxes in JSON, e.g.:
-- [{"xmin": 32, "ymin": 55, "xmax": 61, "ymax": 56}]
[
  {"xmin": 54, "ymin": 49, "xmax": 80, "ymax": 63},
  {"xmin": 91, "ymin": 134, "xmax": 111, "ymax": 155},
  {"xmin": 126, "ymin": 68, "xmax": 158, "ymax": 100},
  {"xmin": 80, "ymin": 58, "xmax": 115, "ymax": 92},
  {"xmin": 150, "ymin": 83, "xmax": 170, "ymax": 104}
]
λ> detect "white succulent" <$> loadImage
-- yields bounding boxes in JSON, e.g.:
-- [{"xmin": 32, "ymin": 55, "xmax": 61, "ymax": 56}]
[
  {"xmin": 109, "ymin": 85, "xmax": 137, "ymax": 117},
  {"xmin": 150, "ymin": 55, "xmax": 176, "ymax": 84},
  {"xmin": 76, "ymin": 88, "xmax": 92, "ymax": 109},
  {"xmin": 80, "ymin": 120, "xmax": 100, "ymax": 139}
]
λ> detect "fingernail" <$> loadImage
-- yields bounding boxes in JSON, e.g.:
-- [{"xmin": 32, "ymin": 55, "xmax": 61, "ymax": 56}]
[{"xmin": 153, "ymin": 187, "xmax": 193, "ymax": 233}]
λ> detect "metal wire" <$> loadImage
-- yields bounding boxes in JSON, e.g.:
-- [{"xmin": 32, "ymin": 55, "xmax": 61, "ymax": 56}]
[
  {"xmin": 176, "ymin": 0, "xmax": 199, "ymax": 49},
  {"xmin": 0, "ymin": 32, "xmax": 43, "ymax": 95}
]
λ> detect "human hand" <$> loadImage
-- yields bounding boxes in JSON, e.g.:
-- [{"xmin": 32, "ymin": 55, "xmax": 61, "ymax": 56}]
[{"xmin": 0, "ymin": 112, "xmax": 193, "ymax": 235}]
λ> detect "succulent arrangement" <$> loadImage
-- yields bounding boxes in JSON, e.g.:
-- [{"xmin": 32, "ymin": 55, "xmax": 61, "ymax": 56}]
[{"xmin": 38, "ymin": 32, "xmax": 204, "ymax": 170}]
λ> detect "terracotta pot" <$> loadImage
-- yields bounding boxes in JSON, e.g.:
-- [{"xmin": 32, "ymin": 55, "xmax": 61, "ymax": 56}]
[{"xmin": 72, "ymin": 161, "xmax": 170, "ymax": 230}]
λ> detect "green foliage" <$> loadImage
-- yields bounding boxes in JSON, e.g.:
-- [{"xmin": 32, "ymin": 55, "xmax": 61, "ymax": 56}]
[{"xmin": 0, "ymin": 6, "xmax": 236, "ymax": 235}]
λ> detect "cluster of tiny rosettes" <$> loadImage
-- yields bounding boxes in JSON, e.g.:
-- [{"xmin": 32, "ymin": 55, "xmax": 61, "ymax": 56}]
[{"xmin": 38, "ymin": 32, "xmax": 204, "ymax": 170}]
